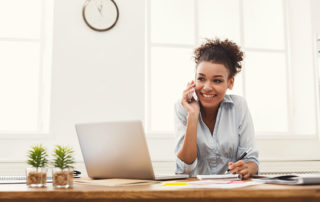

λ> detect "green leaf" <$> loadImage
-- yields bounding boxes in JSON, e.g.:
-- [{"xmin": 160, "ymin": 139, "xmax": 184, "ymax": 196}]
[
  {"xmin": 26, "ymin": 145, "xmax": 48, "ymax": 168},
  {"xmin": 52, "ymin": 145, "xmax": 75, "ymax": 170}
]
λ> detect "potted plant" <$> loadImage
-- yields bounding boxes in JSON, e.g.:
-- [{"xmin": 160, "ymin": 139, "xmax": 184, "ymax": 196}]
[
  {"xmin": 52, "ymin": 145, "xmax": 75, "ymax": 188},
  {"xmin": 26, "ymin": 145, "xmax": 48, "ymax": 187}
]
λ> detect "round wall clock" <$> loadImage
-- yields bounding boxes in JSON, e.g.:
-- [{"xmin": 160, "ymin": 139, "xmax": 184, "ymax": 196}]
[{"xmin": 82, "ymin": 0, "xmax": 119, "ymax": 32}]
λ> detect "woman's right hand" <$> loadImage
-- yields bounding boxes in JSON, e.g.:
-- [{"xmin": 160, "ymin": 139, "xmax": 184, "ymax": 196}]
[{"xmin": 181, "ymin": 81, "xmax": 200, "ymax": 115}]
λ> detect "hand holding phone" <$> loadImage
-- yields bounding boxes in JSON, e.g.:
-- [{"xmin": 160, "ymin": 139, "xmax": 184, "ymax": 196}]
[
  {"xmin": 181, "ymin": 81, "xmax": 200, "ymax": 114},
  {"xmin": 185, "ymin": 81, "xmax": 198, "ymax": 103},
  {"xmin": 187, "ymin": 90, "xmax": 198, "ymax": 103},
  {"xmin": 187, "ymin": 89, "xmax": 194, "ymax": 102}
]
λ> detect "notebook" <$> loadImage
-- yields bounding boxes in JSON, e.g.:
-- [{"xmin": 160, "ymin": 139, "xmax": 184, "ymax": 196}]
[
  {"xmin": 197, "ymin": 174, "xmax": 242, "ymax": 181},
  {"xmin": 0, "ymin": 176, "xmax": 52, "ymax": 184},
  {"xmin": 0, "ymin": 171, "xmax": 80, "ymax": 184},
  {"xmin": 253, "ymin": 174, "xmax": 320, "ymax": 185},
  {"xmin": 75, "ymin": 120, "xmax": 189, "ymax": 181}
]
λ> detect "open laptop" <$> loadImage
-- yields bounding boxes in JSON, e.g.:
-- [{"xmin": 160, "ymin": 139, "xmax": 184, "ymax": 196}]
[{"xmin": 75, "ymin": 120, "xmax": 189, "ymax": 180}]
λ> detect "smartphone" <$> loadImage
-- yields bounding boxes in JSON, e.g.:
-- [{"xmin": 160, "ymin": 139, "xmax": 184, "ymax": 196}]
[{"xmin": 187, "ymin": 89, "xmax": 198, "ymax": 103}]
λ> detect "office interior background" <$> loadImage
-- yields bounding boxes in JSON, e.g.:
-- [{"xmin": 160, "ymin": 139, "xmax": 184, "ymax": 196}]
[{"xmin": 0, "ymin": 0, "xmax": 320, "ymax": 175}]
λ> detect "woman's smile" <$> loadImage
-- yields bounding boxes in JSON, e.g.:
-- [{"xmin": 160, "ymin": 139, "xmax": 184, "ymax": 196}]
[{"xmin": 199, "ymin": 92, "xmax": 218, "ymax": 101}]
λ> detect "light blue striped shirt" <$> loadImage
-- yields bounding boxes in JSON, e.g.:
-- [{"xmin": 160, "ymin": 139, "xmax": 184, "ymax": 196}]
[{"xmin": 174, "ymin": 94, "xmax": 259, "ymax": 177}]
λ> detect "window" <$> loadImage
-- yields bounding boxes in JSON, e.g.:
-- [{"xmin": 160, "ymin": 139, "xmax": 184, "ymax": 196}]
[
  {"xmin": 146, "ymin": 0, "xmax": 320, "ymax": 160},
  {"xmin": 0, "ymin": 0, "xmax": 53, "ymax": 134}
]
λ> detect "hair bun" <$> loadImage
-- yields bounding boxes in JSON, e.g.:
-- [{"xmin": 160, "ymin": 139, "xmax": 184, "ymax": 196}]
[{"xmin": 194, "ymin": 38, "xmax": 244, "ymax": 78}]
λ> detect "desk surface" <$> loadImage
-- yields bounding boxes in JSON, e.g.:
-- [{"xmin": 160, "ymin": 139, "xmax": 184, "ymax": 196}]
[{"xmin": 1, "ymin": 178, "xmax": 320, "ymax": 202}]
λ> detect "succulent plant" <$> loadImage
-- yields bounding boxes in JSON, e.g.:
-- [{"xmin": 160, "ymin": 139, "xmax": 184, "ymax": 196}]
[
  {"xmin": 27, "ymin": 145, "xmax": 48, "ymax": 168},
  {"xmin": 52, "ymin": 145, "xmax": 75, "ymax": 170}
]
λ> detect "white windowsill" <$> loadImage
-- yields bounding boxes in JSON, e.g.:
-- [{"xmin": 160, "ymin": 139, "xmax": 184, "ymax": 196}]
[{"xmin": 0, "ymin": 132, "xmax": 53, "ymax": 139}]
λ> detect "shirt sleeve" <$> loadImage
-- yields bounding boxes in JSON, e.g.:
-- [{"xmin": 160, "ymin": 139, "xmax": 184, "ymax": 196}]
[
  {"xmin": 236, "ymin": 97, "xmax": 260, "ymax": 173},
  {"xmin": 174, "ymin": 100, "xmax": 198, "ymax": 174}
]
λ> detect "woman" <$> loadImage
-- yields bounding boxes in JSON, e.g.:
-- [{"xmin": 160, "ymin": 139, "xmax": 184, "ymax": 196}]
[{"xmin": 175, "ymin": 38, "xmax": 259, "ymax": 179}]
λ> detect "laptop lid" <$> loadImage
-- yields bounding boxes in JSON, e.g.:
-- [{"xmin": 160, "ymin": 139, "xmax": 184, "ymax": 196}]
[{"xmin": 75, "ymin": 120, "xmax": 156, "ymax": 180}]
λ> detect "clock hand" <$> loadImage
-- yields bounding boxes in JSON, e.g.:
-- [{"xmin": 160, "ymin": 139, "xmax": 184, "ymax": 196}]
[
  {"xmin": 95, "ymin": 0, "xmax": 103, "ymax": 15},
  {"xmin": 97, "ymin": 4, "xmax": 103, "ymax": 15}
]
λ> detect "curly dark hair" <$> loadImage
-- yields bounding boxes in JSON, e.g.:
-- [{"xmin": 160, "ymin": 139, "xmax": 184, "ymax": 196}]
[{"xmin": 194, "ymin": 38, "xmax": 244, "ymax": 78}]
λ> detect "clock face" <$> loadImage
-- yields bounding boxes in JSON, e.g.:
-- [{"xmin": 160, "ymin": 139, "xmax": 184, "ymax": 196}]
[{"xmin": 83, "ymin": 0, "xmax": 119, "ymax": 31}]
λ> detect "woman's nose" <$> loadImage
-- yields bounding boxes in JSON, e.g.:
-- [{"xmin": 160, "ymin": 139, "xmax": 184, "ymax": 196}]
[{"xmin": 203, "ymin": 82, "xmax": 213, "ymax": 91}]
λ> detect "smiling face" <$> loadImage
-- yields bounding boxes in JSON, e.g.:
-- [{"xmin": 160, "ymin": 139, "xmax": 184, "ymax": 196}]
[{"xmin": 195, "ymin": 61, "xmax": 234, "ymax": 110}]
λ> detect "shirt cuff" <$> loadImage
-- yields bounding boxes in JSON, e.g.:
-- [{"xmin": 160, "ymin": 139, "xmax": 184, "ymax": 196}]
[
  {"xmin": 176, "ymin": 157, "xmax": 198, "ymax": 174},
  {"xmin": 244, "ymin": 158, "xmax": 260, "ymax": 174}
]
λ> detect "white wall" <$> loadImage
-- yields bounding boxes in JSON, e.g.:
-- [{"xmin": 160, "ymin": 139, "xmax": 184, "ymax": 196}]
[{"xmin": 0, "ymin": 0, "xmax": 145, "ymax": 162}]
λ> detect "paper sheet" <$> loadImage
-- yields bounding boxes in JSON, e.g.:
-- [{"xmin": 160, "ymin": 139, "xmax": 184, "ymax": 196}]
[
  {"xmin": 74, "ymin": 178, "xmax": 158, "ymax": 186},
  {"xmin": 160, "ymin": 180, "xmax": 263, "ymax": 189}
]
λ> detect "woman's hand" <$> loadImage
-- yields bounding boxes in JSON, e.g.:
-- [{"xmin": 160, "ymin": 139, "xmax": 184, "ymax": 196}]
[
  {"xmin": 228, "ymin": 160, "xmax": 258, "ymax": 179},
  {"xmin": 181, "ymin": 81, "xmax": 200, "ymax": 115}
]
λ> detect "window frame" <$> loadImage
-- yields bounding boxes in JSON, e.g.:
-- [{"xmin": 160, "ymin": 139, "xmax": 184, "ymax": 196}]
[
  {"xmin": 145, "ymin": 0, "xmax": 320, "ymax": 161},
  {"xmin": 146, "ymin": 0, "xmax": 319, "ymax": 136},
  {"xmin": 0, "ymin": 0, "xmax": 53, "ymax": 138}
]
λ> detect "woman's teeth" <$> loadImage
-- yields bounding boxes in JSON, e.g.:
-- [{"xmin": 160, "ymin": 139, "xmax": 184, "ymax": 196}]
[{"xmin": 203, "ymin": 94, "xmax": 216, "ymax": 98}]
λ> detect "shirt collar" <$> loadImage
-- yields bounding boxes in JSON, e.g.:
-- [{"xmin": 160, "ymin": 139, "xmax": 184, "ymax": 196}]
[{"xmin": 221, "ymin": 94, "xmax": 234, "ymax": 105}]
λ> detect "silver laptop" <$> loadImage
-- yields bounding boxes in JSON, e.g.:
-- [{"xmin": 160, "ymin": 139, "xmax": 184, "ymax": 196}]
[{"xmin": 75, "ymin": 120, "xmax": 189, "ymax": 180}]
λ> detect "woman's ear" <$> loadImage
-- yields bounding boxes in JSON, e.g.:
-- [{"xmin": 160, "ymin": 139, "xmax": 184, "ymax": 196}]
[{"xmin": 228, "ymin": 77, "xmax": 234, "ymax": 90}]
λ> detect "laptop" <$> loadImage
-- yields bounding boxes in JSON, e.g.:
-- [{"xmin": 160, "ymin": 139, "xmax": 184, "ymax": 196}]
[{"xmin": 75, "ymin": 120, "xmax": 189, "ymax": 180}]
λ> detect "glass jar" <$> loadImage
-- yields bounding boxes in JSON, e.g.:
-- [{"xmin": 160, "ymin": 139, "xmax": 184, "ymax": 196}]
[
  {"xmin": 52, "ymin": 168, "xmax": 73, "ymax": 188},
  {"xmin": 26, "ymin": 167, "xmax": 48, "ymax": 187}
]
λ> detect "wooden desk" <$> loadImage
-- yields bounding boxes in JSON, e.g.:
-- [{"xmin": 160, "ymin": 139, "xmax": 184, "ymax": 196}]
[{"xmin": 1, "ymin": 178, "xmax": 320, "ymax": 202}]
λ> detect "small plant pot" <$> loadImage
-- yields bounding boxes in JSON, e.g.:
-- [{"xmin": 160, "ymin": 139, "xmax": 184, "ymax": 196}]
[
  {"xmin": 52, "ymin": 168, "xmax": 73, "ymax": 188},
  {"xmin": 26, "ymin": 167, "xmax": 48, "ymax": 187}
]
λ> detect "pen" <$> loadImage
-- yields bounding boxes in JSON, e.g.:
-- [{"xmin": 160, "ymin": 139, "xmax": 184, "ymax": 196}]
[{"xmin": 225, "ymin": 150, "xmax": 249, "ymax": 173}]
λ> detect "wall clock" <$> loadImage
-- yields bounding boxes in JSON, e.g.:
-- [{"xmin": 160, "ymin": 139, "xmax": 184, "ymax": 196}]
[{"xmin": 82, "ymin": 0, "xmax": 119, "ymax": 31}]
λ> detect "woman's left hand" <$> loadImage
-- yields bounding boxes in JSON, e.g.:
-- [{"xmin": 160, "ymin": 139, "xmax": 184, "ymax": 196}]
[{"xmin": 228, "ymin": 160, "xmax": 257, "ymax": 179}]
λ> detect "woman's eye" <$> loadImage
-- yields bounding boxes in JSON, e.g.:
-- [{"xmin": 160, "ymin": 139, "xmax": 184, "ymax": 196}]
[
  {"xmin": 197, "ymin": 77, "xmax": 205, "ymax": 81},
  {"xmin": 214, "ymin": 79, "xmax": 222, "ymax": 83}
]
